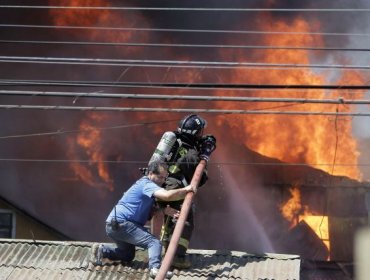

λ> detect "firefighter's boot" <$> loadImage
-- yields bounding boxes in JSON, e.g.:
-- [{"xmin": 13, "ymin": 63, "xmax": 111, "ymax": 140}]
[
  {"xmin": 172, "ymin": 255, "xmax": 191, "ymax": 269},
  {"xmin": 171, "ymin": 240, "xmax": 191, "ymax": 269}
]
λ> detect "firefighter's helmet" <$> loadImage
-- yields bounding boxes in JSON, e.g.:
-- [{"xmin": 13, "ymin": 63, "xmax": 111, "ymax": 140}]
[{"xmin": 177, "ymin": 114, "xmax": 207, "ymax": 138}]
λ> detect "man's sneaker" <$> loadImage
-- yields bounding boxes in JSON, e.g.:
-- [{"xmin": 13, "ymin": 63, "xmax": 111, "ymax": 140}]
[
  {"xmin": 149, "ymin": 267, "xmax": 173, "ymax": 279},
  {"xmin": 171, "ymin": 256, "xmax": 191, "ymax": 269},
  {"xmin": 91, "ymin": 244, "xmax": 104, "ymax": 266}
]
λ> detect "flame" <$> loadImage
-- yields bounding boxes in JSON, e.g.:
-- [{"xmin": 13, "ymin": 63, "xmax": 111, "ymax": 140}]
[
  {"xmin": 48, "ymin": 3, "xmax": 364, "ymax": 188},
  {"xmin": 222, "ymin": 16, "xmax": 363, "ymax": 180},
  {"xmin": 47, "ymin": 0, "xmax": 153, "ymax": 191},
  {"xmin": 280, "ymin": 187, "xmax": 330, "ymax": 252},
  {"xmin": 67, "ymin": 113, "xmax": 113, "ymax": 191},
  {"xmin": 48, "ymin": 0, "xmax": 150, "ymax": 51},
  {"xmin": 280, "ymin": 187, "xmax": 304, "ymax": 224},
  {"xmin": 48, "ymin": 0, "xmax": 110, "ymax": 27},
  {"xmin": 299, "ymin": 215, "xmax": 330, "ymax": 252}
]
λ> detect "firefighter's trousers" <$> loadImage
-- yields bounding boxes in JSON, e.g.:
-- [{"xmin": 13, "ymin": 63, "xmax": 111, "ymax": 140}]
[{"xmin": 160, "ymin": 206, "xmax": 194, "ymax": 257}]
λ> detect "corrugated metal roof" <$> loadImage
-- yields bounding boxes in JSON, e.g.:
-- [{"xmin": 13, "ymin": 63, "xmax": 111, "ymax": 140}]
[{"xmin": 0, "ymin": 239, "xmax": 300, "ymax": 280}]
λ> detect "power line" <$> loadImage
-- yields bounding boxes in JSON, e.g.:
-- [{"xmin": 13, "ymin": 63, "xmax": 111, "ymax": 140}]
[
  {"xmin": 0, "ymin": 24, "xmax": 362, "ymax": 37},
  {"xmin": 0, "ymin": 106, "xmax": 303, "ymax": 140},
  {"xmin": 0, "ymin": 158, "xmax": 143, "ymax": 164},
  {"xmin": 1, "ymin": 6, "xmax": 370, "ymax": 12},
  {"xmin": 0, "ymin": 79, "xmax": 368, "ymax": 93},
  {"xmin": 1, "ymin": 56, "xmax": 369, "ymax": 70},
  {"xmin": 0, "ymin": 158, "xmax": 369, "ymax": 167},
  {"xmin": 1, "ymin": 24, "xmax": 369, "ymax": 37},
  {"xmin": 0, "ymin": 119, "xmax": 177, "ymax": 140},
  {"xmin": 0, "ymin": 39, "xmax": 369, "ymax": 52},
  {"xmin": 0, "ymin": 104, "xmax": 369, "ymax": 116},
  {"xmin": 1, "ymin": 90, "xmax": 369, "ymax": 105},
  {"xmin": 0, "ymin": 80, "xmax": 369, "ymax": 90},
  {"xmin": 110, "ymin": 83, "xmax": 370, "ymax": 90}
]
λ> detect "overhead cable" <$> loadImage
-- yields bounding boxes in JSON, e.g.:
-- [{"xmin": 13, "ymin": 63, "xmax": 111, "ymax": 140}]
[
  {"xmin": 1, "ymin": 90, "xmax": 369, "ymax": 105},
  {"xmin": 0, "ymin": 119, "xmax": 177, "ymax": 139},
  {"xmin": 0, "ymin": 80, "xmax": 368, "ymax": 90},
  {"xmin": 0, "ymin": 39, "xmax": 368, "ymax": 52},
  {"xmin": 0, "ymin": 104, "xmax": 369, "ymax": 116},
  {"xmin": 0, "ymin": 158, "xmax": 369, "ymax": 169},
  {"xmin": 1, "ymin": 24, "xmax": 369, "ymax": 37},
  {"xmin": 0, "ymin": 79, "xmax": 368, "ymax": 93},
  {"xmin": 0, "ymin": 56, "xmax": 369, "ymax": 70},
  {"xmin": 1, "ymin": 6, "xmax": 370, "ymax": 12}
]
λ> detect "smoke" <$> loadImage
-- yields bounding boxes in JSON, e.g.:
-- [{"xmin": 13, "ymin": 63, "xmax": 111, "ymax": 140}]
[
  {"xmin": 353, "ymin": 115, "xmax": 370, "ymax": 138},
  {"xmin": 0, "ymin": 0, "xmax": 369, "ymax": 257}
]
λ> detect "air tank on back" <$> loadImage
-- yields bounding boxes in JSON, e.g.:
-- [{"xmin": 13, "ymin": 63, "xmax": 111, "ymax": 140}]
[{"xmin": 148, "ymin": 131, "xmax": 177, "ymax": 166}]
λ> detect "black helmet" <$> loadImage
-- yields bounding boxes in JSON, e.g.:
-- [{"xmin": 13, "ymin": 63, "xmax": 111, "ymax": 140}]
[{"xmin": 177, "ymin": 114, "xmax": 207, "ymax": 138}]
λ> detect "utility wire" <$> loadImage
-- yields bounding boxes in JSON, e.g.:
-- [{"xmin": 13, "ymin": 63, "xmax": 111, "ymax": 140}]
[
  {"xmin": 0, "ymin": 80, "xmax": 369, "ymax": 90},
  {"xmin": 1, "ymin": 90, "xmax": 369, "ymax": 105},
  {"xmin": 0, "ymin": 103, "xmax": 347, "ymax": 139},
  {"xmin": 0, "ymin": 104, "xmax": 369, "ymax": 116},
  {"xmin": 0, "ymin": 105, "xmax": 298, "ymax": 140},
  {"xmin": 1, "ymin": 56, "xmax": 368, "ymax": 70},
  {"xmin": 3, "ymin": 81, "xmax": 369, "ymax": 90},
  {"xmin": 0, "ymin": 79, "xmax": 368, "ymax": 93},
  {"xmin": 0, "ymin": 39, "xmax": 368, "ymax": 52},
  {"xmin": 0, "ymin": 106, "xmax": 295, "ymax": 139},
  {"xmin": 0, "ymin": 158, "xmax": 369, "ymax": 168},
  {"xmin": 1, "ymin": 6, "xmax": 370, "ymax": 12},
  {"xmin": 0, "ymin": 119, "xmax": 177, "ymax": 139},
  {"xmin": 1, "ymin": 24, "xmax": 369, "ymax": 37},
  {"xmin": 313, "ymin": 107, "xmax": 340, "ymax": 260}
]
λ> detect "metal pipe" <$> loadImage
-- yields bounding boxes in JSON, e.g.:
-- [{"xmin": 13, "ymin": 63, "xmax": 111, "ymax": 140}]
[{"xmin": 155, "ymin": 159, "xmax": 207, "ymax": 280}]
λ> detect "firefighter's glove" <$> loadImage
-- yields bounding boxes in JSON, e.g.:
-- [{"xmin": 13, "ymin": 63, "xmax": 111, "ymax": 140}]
[{"xmin": 199, "ymin": 135, "xmax": 216, "ymax": 162}]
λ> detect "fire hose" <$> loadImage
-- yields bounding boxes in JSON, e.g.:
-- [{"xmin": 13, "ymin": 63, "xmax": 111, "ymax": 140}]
[{"xmin": 154, "ymin": 159, "xmax": 207, "ymax": 280}]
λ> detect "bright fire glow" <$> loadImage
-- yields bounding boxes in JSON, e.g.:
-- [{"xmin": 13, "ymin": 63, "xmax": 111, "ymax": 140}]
[
  {"xmin": 67, "ymin": 114, "xmax": 113, "ymax": 191},
  {"xmin": 48, "ymin": 0, "xmax": 152, "ymax": 190},
  {"xmin": 299, "ymin": 215, "xmax": 330, "ymax": 251},
  {"xmin": 48, "ymin": 2, "xmax": 364, "ymax": 191},
  {"xmin": 223, "ymin": 16, "xmax": 363, "ymax": 180},
  {"xmin": 280, "ymin": 187, "xmax": 330, "ymax": 252},
  {"xmin": 49, "ymin": 0, "xmax": 149, "ymax": 49}
]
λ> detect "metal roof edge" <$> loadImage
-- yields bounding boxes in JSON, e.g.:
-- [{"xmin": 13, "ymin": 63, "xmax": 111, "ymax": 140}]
[
  {"xmin": 0, "ymin": 239, "xmax": 301, "ymax": 260},
  {"xmin": 186, "ymin": 249, "xmax": 300, "ymax": 259}
]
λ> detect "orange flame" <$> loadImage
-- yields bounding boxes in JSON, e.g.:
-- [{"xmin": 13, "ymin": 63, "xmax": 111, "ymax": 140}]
[
  {"xmin": 299, "ymin": 215, "xmax": 330, "ymax": 252},
  {"xmin": 67, "ymin": 113, "xmax": 113, "ymax": 191},
  {"xmin": 280, "ymin": 187, "xmax": 304, "ymax": 224},
  {"xmin": 49, "ymin": 3, "xmax": 364, "ymax": 189},
  {"xmin": 222, "ymin": 16, "xmax": 363, "ymax": 180},
  {"xmin": 280, "ymin": 187, "xmax": 330, "ymax": 252},
  {"xmin": 48, "ymin": 0, "xmax": 150, "ymax": 51},
  {"xmin": 47, "ymin": 0, "xmax": 153, "ymax": 191},
  {"xmin": 49, "ymin": 0, "xmax": 110, "ymax": 27}
]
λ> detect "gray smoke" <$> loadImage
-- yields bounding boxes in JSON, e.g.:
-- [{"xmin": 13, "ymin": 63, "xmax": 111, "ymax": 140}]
[{"xmin": 0, "ymin": 0, "xmax": 369, "ymax": 254}]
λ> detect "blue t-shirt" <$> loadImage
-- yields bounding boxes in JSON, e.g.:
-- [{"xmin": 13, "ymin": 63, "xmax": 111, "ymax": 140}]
[{"xmin": 106, "ymin": 176, "xmax": 162, "ymax": 226}]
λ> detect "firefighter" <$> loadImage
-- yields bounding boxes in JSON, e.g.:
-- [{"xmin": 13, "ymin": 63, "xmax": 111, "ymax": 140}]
[{"xmin": 148, "ymin": 114, "xmax": 216, "ymax": 269}]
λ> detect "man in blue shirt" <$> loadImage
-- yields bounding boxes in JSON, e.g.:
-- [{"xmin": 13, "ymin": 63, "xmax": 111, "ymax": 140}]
[{"xmin": 92, "ymin": 160, "xmax": 196, "ymax": 279}]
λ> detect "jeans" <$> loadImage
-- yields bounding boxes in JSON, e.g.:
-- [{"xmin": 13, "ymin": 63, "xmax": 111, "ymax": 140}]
[{"xmin": 102, "ymin": 221, "xmax": 162, "ymax": 269}]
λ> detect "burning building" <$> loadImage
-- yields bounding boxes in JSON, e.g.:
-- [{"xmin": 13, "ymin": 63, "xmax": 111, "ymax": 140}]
[{"xmin": 0, "ymin": 0, "xmax": 369, "ymax": 270}]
